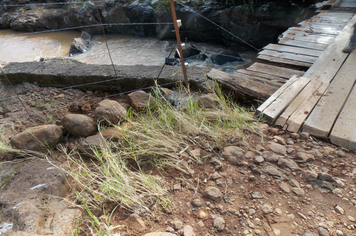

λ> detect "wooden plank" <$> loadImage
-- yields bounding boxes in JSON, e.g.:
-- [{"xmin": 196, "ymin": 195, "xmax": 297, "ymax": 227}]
[
  {"xmin": 304, "ymin": 14, "xmax": 356, "ymax": 82},
  {"xmin": 207, "ymin": 69, "xmax": 279, "ymax": 100},
  {"xmin": 247, "ymin": 63, "xmax": 305, "ymax": 79},
  {"xmin": 274, "ymin": 80, "xmax": 329, "ymax": 131},
  {"xmin": 279, "ymin": 39, "xmax": 328, "ymax": 51},
  {"xmin": 259, "ymin": 49, "xmax": 317, "ymax": 64},
  {"xmin": 289, "ymin": 26, "xmax": 340, "ymax": 35},
  {"xmin": 285, "ymin": 82, "xmax": 329, "ymax": 132},
  {"xmin": 280, "ymin": 33, "xmax": 335, "ymax": 44},
  {"xmin": 330, "ymin": 84, "xmax": 356, "ymax": 149},
  {"xmin": 264, "ymin": 44, "xmax": 322, "ymax": 57},
  {"xmin": 302, "ymin": 50, "xmax": 356, "ymax": 138},
  {"xmin": 257, "ymin": 54, "xmax": 313, "ymax": 68},
  {"xmin": 256, "ymin": 75, "xmax": 300, "ymax": 115},
  {"xmin": 258, "ymin": 77, "xmax": 311, "ymax": 124},
  {"xmin": 235, "ymin": 69, "xmax": 286, "ymax": 84}
]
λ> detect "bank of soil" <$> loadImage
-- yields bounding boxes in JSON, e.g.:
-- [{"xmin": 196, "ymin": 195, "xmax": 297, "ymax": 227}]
[{"xmin": 1, "ymin": 82, "xmax": 356, "ymax": 236}]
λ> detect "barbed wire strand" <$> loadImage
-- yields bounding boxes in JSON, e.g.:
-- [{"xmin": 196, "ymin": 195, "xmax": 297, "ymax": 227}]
[
  {"xmin": 0, "ymin": 1, "xmax": 102, "ymax": 7},
  {"xmin": 176, "ymin": 0, "xmax": 261, "ymax": 52},
  {"xmin": 0, "ymin": 81, "xmax": 179, "ymax": 121}
]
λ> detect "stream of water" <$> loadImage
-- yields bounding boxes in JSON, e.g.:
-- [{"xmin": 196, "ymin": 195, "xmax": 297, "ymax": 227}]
[{"xmin": 0, "ymin": 29, "xmax": 257, "ymax": 72}]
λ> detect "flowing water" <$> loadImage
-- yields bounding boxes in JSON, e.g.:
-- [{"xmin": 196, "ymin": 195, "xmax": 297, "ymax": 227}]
[{"xmin": 0, "ymin": 29, "xmax": 257, "ymax": 72}]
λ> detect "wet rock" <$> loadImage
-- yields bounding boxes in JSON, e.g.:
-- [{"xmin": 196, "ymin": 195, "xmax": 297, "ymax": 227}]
[
  {"xmin": 204, "ymin": 186, "xmax": 223, "ymax": 202},
  {"xmin": 268, "ymin": 142, "xmax": 287, "ymax": 155},
  {"xmin": 10, "ymin": 124, "xmax": 63, "ymax": 150},
  {"xmin": 94, "ymin": 99, "xmax": 127, "ymax": 125},
  {"xmin": 172, "ymin": 219, "xmax": 183, "ymax": 230},
  {"xmin": 69, "ymin": 37, "xmax": 89, "ymax": 55},
  {"xmin": 302, "ymin": 170, "xmax": 318, "ymax": 182},
  {"xmin": 62, "ymin": 114, "xmax": 97, "ymax": 137},
  {"xmin": 197, "ymin": 93, "xmax": 219, "ymax": 109},
  {"xmin": 213, "ymin": 217, "xmax": 225, "ymax": 231},
  {"xmin": 80, "ymin": 31, "xmax": 92, "ymax": 43},
  {"xmin": 183, "ymin": 225, "xmax": 195, "ymax": 236},
  {"xmin": 175, "ymin": 43, "xmax": 201, "ymax": 59},
  {"xmin": 265, "ymin": 165, "xmax": 283, "ymax": 177},
  {"xmin": 210, "ymin": 51, "xmax": 242, "ymax": 65},
  {"xmin": 277, "ymin": 157, "xmax": 299, "ymax": 171},
  {"xmin": 261, "ymin": 204, "xmax": 273, "ymax": 214},
  {"xmin": 334, "ymin": 205, "xmax": 344, "ymax": 215},
  {"xmin": 295, "ymin": 152, "xmax": 315, "ymax": 163},
  {"xmin": 126, "ymin": 90, "xmax": 155, "ymax": 111}
]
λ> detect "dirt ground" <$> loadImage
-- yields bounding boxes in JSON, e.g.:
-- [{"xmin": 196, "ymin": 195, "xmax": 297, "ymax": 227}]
[{"xmin": 1, "ymin": 83, "xmax": 356, "ymax": 236}]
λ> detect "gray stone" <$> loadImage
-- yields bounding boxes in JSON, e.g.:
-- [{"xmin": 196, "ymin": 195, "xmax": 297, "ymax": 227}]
[
  {"xmin": 211, "ymin": 172, "xmax": 221, "ymax": 180},
  {"xmin": 222, "ymin": 146, "xmax": 244, "ymax": 159},
  {"xmin": 267, "ymin": 154, "xmax": 282, "ymax": 162},
  {"xmin": 79, "ymin": 134, "xmax": 109, "ymax": 158},
  {"xmin": 10, "ymin": 124, "xmax": 63, "ymax": 150},
  {"xmin": 191, "ymin": 199, "xmax": 203, "ymax": 207},
  {"xmin": 265, "ymin": 165, "xmax": 283, "ymax": 177},
  {"xmin": 335, "ymin": 230, "xmax": 344, "ymax": 236},
  {"xmin": 62, "ymin": 114, "xmax": 97, "ymax": 137},
  {"xmin": 213, "ymin": 217, "xmax": 225, "ymax": 231},
  {"xmin": 277, "ymin": 157, "xmax": 299, "ymax": 171},
  {"xmin": 295, "ymin": 152, "xmax": 315, "ymax": 163},
  {"xmin": 172, "ymin": 219, "xmax": 183, "ymax": 230},
  {"xmin": 254, "ymin": 156, "xmax": 264, "ymax": 164},
  {"xmin": 204, "ymin": 186, "xmax": 223, "ymax": 202},
  {"xmin": 289, "ymin": 179, "xmax": 300, "ymax": 188},
  {"xmin": 252, "ymin": 192, "xmax": 263, "ymax": 199},
  {"xmin": 300, "ymin": 132, "xmax": 310, "ymax": 139},
  {"xmin": 334, "ymin": 205, "xmax": 344, "ymax": 215},
  {"xmin": 268, "ymin": 142, "xmax": 287, "ymax": 155},
  {"xmin": 261, "ymin": 204, "xmax": 273, "ymax": 214},
  {"xmin": 183, "ymin": 225, "xmax": 195, "ymax": 236},
  {"xmin": 317, "ymin": 173, "xmax": 336, "ymax": 183},
  {"xmin": 94, "ymin": 99, "xmax": 127, "ymax": 125},
  {"xmin": 317, "ymin": 227, "xmax": 329, "ymax": 236},
  {"xmin": 165, "ymin": 227, "xmax": 175, "ymax": 233},
  {"xmin": 302, "ymin": 170, "xmax": 318, "ymax": 182},
  {"xmin": 335, "ymin": 180, "xmax": 345, "ymax": 188},
  {"xmin": 273, "ymin": 136, "xmax": 286, "ymax": 145},
  {"xmin": 280, "ymin": 182, "xmax": 291, "ymax": 193},
  {"xmin": 292, "ymin": 188, "xmax": 305, "ymax": 196},
  {"xmin": 303, "ymin": 230, "xmax": 318, "ymax": 236}
]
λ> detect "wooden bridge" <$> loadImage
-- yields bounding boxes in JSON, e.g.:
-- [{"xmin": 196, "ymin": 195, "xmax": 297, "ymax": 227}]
[{"xmin": 208, "ymin": 0, "xmax": 356, "ymax": 149}]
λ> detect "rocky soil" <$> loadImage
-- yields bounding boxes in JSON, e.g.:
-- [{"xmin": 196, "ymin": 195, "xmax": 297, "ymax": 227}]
[{"xmin": 1, "ymin": 82, "xmax": 356, "ymax": 236}]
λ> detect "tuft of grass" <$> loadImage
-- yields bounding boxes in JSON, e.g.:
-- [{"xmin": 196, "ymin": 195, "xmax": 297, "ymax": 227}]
[{"xmin": 62, "ymin": 81, "xmax": 262, "ymax": 219}]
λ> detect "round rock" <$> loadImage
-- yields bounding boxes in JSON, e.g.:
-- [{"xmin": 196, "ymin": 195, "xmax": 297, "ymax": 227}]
[
  {"xmin": 62, "ymin": 114, "xmax": 97, "ymax": 137},
  {"xmin": 204, "ymin": 186, "xmax": 223, "ymax": 202},
  {"xmin": 94, "ymin": 99, "xmax": 127, "ymax": 125},
  {"xmin": 213, "ymin": 217, "xmax": 225, "ymax": 231},
  {"xmin": 261, "ymin": 204, "xmax": 273, "ymax": 214},
  {"xmin": 10, "ymin": 124, "xmax": 63, "ymax": 150}
]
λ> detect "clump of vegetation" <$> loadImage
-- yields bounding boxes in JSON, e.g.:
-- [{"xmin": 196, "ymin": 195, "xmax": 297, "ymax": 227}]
[{"xmin": 63, "ymin": 83, "xmax": 262, "ymax": 233}]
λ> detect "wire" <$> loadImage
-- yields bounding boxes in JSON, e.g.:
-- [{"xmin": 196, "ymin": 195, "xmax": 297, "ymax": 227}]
[{"xmin": 176, "ymin": 0, "xmax": 261, "ymax": 52}]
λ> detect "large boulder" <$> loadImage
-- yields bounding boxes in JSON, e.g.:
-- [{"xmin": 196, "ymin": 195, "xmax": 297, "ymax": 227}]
[
  {"xmin": 10, "ymin": 124, "xmax": 63, "ymax": 150},
  {"xmin": 69, "ymin": 37, "xmax": 89, "ymax": 55},
  {"xmin": 94, "ymin": 99, "xmax": 127, "ymax": 125},
  {"xmin": 62, "ymin": 114, "xmax": 97, "ymax": 137},
  {"xmin": 210, "ymin": 51, "xmax": 243, "ymax": 65}
]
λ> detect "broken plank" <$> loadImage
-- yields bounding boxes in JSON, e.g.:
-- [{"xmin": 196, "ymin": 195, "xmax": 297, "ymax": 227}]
[
  {"xmin": 247, "ymin": 62, "xmax": 305, "ymax": 79},
  {"xmin": 259, "ymin": 49, "xmax": 317, "ymax": 64},
  {"xmin": 264, "ymin": 44, "xmax": 322, "ymax": 57},
  {"xmin": 207, "ymin": 69, "xmax": 279, "ymax": 100},
  {"xmin": 257, "ymin": 54, "xmax": 313, "ymax": 68},
  {"xmin": 235, "ymin": 69, "xmax": 286, "ymax": 84},
  {"xmin": 330, "ymin": 85, "xmax": 356, "ymax": 150},
  {"xmin": 304, "ymin": 14, "xmax": 356, "ymax": 82},
  {"xmin": 278, "ymin": 39, "xmax": 328, "ymax": 51},
  {"xmin": 258, "ymin": 77, "xmax": 311, "ymax": 124},
  {"xmin": 302, "ymin": 50, "xmax": 356, "ymax": 138}
]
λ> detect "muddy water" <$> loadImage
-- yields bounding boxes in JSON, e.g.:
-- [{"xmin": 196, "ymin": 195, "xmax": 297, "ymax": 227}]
[{"xmin": 0, "ymin": 29, "xmax": 256, "ymax": 72}]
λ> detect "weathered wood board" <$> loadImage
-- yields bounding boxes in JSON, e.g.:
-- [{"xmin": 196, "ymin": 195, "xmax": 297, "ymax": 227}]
[
  {"xmin": 256, "ymin": 76, "xmax": 311, "ymax": 124},
  {"xmin": 235, "ymin": 69, "xmax": 286, "ymax": 84},
  {"xmin": 302, "ymin": 50, "xmax": 356, "ymax": 138},
  {"xmin": 247, "ymin": 63, "xmax": 305, "ymax": 79},
  {"xmin": 278, "ymin": 39, "xmax": 328, "ymax": 51},
  {"xmin": 304, "ymin": 14, "xmax": 356, "ymax": 82},
  {"xmin": 257, "ymin": 54, "xmax": 313, "ymax": 68},
  {"xmin": 280, "ymin": 33, "xmax": 336, "ymax": 44},
  {"xmin": 259, "ymin": 49, "xmax": 318, "ymax": 64},
  {"xmin": 207, "ymin": 69, "xmax": 280, "ymax": 100},
  {"xmin": 263, "ymin": 44, "xmax": 322, "ymax": 57}
]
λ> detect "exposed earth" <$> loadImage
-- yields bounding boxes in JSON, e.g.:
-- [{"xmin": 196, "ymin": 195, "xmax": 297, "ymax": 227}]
[{"xmin": 0, "ymin": 82, "xmax": 356, "ymax": 236}]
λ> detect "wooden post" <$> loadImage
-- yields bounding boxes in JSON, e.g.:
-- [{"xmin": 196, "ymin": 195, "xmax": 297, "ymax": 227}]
[{"xmin": 170, "ymin": 0, "xmax": 189, "ymax": 90}]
